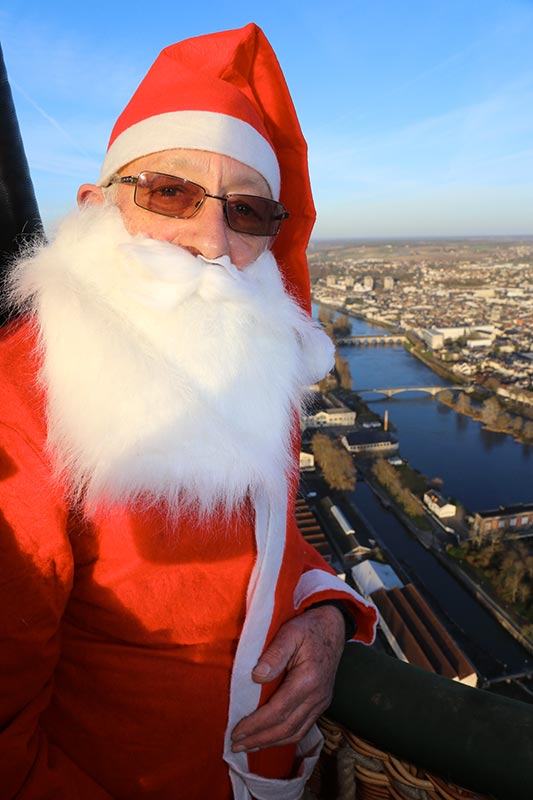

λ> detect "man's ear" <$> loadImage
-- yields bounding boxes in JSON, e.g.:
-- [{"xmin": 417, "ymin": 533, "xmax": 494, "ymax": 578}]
[{"xmin": 77, "ymin": 183, "xmax": 105, "ymax": 207}]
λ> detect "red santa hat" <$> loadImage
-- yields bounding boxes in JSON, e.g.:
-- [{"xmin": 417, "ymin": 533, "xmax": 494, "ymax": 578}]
[{"xmin": 98, "ymin": 23, "xmax": 315, "ymax": 311}]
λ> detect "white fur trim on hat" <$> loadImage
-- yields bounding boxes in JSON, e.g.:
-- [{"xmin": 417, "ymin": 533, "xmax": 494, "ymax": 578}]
[{"xmin": 98, "ymin": 110, "xmax": 280, "ymax": 199}]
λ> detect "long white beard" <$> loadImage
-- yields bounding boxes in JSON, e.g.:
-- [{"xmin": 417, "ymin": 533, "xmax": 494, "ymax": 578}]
[{"xmin": 9, "ymin": 205, "xmax": 333, "ymax": 514}]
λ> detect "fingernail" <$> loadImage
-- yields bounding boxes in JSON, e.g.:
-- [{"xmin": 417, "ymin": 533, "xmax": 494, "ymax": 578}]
[
  {"xmin": 253, "ymin": 663, "xmax": 271, "ymax": 678},
  {"xmin": 232, "ymin": 733, "xmax": 246, "ymax": 742},
  {"xmin": 232, "ymin": 744, "xmax": 246, "ymax": 753}
]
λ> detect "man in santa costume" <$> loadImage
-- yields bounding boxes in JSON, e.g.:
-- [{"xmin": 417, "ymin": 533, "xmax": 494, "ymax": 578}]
[{"xmin": 0, "ymin": 23, "xmax": 377, "ymax": 800}]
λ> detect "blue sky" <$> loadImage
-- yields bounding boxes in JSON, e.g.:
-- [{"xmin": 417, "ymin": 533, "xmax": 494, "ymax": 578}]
[{"xmin": 1, "ymin": 0, "xmax": 532, "ymax": 239}]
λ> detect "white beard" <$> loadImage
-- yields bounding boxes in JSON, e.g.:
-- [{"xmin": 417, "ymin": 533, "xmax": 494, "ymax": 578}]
[{"xmin": 9, "ymin": 205, "xmax": 333, "ymax": 515}]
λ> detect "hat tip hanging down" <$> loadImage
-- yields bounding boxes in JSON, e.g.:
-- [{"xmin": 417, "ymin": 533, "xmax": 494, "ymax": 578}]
[{"xmin": 98, "ymin": 23, "xmax": 315, "ymax": 311}]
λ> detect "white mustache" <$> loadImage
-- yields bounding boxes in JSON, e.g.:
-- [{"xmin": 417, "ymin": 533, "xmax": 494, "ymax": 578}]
[{"xmin": 118, "ymin": 238, "xmax": 263, "ymax": 310}]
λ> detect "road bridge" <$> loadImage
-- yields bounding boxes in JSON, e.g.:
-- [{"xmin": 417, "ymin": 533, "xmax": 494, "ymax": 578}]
[
  {"xmin": 337, "ymin": 334, "xmax": 407, "ymax": 346},
  {"xmin": 357, "ymin": 385, "xmax": 465, "ymax": 398}
]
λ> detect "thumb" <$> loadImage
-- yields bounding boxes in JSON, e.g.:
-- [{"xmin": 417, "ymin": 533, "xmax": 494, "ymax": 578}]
[{"xmin": 252, "ymin": 625, "xmax": 296, "ymax": 684}]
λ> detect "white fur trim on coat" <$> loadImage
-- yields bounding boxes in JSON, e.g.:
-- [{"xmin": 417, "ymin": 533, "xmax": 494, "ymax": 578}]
[
  {"xmin": 294, "ymin": 569, "xmax": 377, "ymax": 643},
  {"xmin": 224, "ymin": 492, "xmax": 325, "ymax": 800}
]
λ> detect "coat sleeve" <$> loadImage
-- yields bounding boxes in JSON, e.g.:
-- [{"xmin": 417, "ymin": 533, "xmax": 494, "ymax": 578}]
[
  {"xmin": 0, "ymin": 423, "xmax": 111, "ymax": 799},
  {"xmin": 291, "ymin": 528, "xmax": 378, "ymax": 644},
  {"xmin": 278, "ymin": 506, "xmax": 377, "ymax": 644}
]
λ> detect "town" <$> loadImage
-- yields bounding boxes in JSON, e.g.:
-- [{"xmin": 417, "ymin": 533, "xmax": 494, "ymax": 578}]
[
  {"xmin": 296, "ymin": 237, "xmax": 533, "ymax": 708},
  {"xmin": 310, "ymin": 237, "xmax": 533, "ymax": 393}
]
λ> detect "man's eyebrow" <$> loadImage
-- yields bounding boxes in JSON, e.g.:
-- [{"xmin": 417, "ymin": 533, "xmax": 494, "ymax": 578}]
[
  {"xmin": 159, "ymin": 157, "xmax": 271, "ymax": 195},
  {"xmin": 228, "ymin": 176, "xmax": 271, "ymax": 194}
]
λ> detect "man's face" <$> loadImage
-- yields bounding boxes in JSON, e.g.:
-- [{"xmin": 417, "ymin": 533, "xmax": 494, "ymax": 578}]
[{"xmin": 78, "ymin": 149, "xmax": 273, "ymax": 269}]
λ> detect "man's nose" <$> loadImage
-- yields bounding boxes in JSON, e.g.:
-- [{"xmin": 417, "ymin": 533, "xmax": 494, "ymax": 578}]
[{"xmin": 177, "ymin": 196, "xmax": 230, "ymax": 260}]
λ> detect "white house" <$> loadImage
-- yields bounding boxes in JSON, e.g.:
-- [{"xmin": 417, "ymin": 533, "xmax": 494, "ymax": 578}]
[
  {"xmin": 301, "ymin": 407, "xmax": 356, "ymax": 430},
  {"xmin": 299, "ymin": 451, "xmax": 315, "ymax": 471},
  {"xmin": 351, "ymin": 560, "xmax": 404, "ymax": 598},
  {"xmin": 424, "ymin": 490, "xmax": 456, "ymax": 518}
]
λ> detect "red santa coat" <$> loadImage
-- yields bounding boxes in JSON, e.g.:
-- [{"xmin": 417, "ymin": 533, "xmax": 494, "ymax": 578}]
[{"xmin": 0, "ymin": 319, "xmax": 377, "ymax": 799}]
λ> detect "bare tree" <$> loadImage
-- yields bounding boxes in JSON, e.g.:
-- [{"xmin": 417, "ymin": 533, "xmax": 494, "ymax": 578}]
[
  {"xmin": 311, "ymin": 433, "xmax": 356, "ymax": 491},
  {"xmin": 318, "ymin": 307, "xmax": 333, "ymax": 326},
  {"xmin": 334, "ymin": 352, "xmax": 353, "ymax": 390},
  {"xmin": 332, "ymin": 315, "xmax": 351, "ymax": 337},
  {"xmin": 481, "ymin": 396, "xmax": 502, "ymax": 426},
  {"xmin": 523, "ymin": 420, "xmax": 533, "ymax": 441},
  {"xmin": 455, "ymin": 392, "xmax": 472, "ymax": 415},
  {"xmin": 500, "ymin": 550, "xmax": 528, "ymax": 604},
  {"xmin": 438, "ymin": 389, "xmax": 454, "ymax": 405}
]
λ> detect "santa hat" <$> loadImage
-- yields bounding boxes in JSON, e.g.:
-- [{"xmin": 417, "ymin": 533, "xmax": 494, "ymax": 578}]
[{"xmin": 98, "ymin": 23, "xmax": 315, "ymax": 311}]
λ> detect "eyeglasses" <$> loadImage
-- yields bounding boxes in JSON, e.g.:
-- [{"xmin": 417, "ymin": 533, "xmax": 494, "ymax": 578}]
[{"xmin": 105, "ymin": 171, "xmax": 289, "ymax": 237}]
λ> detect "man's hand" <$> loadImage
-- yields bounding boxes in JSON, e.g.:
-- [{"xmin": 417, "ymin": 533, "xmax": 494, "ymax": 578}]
[{"xmin": 230, "ymin": 604, "xmax": 346, "ymax": 753}]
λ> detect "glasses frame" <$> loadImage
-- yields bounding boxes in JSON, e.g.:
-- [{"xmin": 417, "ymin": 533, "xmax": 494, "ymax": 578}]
[{"xmin": 105, "ymin": 171, "xmax": 289, "ymax": 237}]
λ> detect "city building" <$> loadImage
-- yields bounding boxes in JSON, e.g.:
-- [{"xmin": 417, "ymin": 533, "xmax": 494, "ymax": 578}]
[
  {"xmin": 351, "ymin": 561, "xmax": 477, "ymax": 686},
  {"xmin": 467, "ymin": 334, "xmax": 495, "ymax": 349},
  {"xmin": 421, "ymin": 328, "xmax": 444, "ymax": 350},
  {"xmin": 294, "ymin": 497, "xmax": 334, "ymax": 564},
  {"xmin": 471, "ymin": 503, "xmax": 533, "ymax": 539},
  {"xmin": 301, "ymin": 407, "xmax": 356, "ymax": 430},
  {"xmin": 423, "ymin": 490, "xmax": 456, "ymax": 519},
  {"xmin": 351, "ymin": 559, "xmax": 403, "ymax": 595},
  {"xmin": 341, "ymin": 429, "xmax": 399, "ymax": 454},
  {"xmin": 299, "ymin": 451, "xmax": 315, "ymax": 471}
]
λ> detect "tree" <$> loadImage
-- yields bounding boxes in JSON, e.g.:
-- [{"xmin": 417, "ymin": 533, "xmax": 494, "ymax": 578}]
[
  {"xmin": 318, "ymin": 307, "xmax": 333, "ymax": 326},
  {"xmin": 332, "ymin": 315, "xmax": 351, "ymax": 337},
  {"xmin": 524, "ymin": 555, "xmax": 533, "ymax": 581},
  {"xmin": 438, "ymin": 389, "xmax": 453, "ymax": 405},
  {"xmin": 372, "ymin": 458, "xmax": 401, "ymax": 493},
  {"xmin": 455, "ymin": 392, "xmax": 472, "ymax": 415},
  {"xmin": 500, "ymin": 549, "xmax": 528, "ymax": 604},
  {"xmin": 523, "ymin": 420, "xmax": 533, "ymax": 441},
  {"xmin": 498, "ymin": 411, "xmax": 513, "ymax": 429},
  {"xmin": 317, "ymin": 374, "xmax": 335, "ymax": 393},
  {"xmin": 311, "ymin": 433, "xmax": 356, "ymax": 491},
  {"xmin": 481, "ymin": 396, "xmax": 502, "ymax": 426},
  {"xmin": 334, "ymin": 352, "xmax": 353, "ymax": 390},
  {"xmin": 372, "ymin": 458, "xmax": 423, "ymax": 520},
  {"xmin": 473, "ymin": 537, "xmax": 502, "ymax": 567},
  {"xmin": 402, "ymin": 491, "xmax": 423, "ymax": 518}
]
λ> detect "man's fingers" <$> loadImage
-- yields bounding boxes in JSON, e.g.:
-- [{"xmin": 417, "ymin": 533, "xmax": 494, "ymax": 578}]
[
  {"xmin": 251, "ymin": 622, "xmax": 299, "ymax": 683},
  {"xmin": 232, "ymin": 607, "xmax": 346, "ymax": 752},
  {"xmin": 231, "ymin": 682, "xmax": 328, "ymax": 752},
  {"xmin": 231, "ymin": 661, "xmax": 332, "ymax": 751}
]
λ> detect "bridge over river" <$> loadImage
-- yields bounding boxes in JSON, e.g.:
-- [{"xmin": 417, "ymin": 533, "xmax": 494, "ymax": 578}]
[
  {"xmin": 358, "ymin": 385, "xmax": 466, "ymax": 398},
  {"xmin": 337, "ymin": 333, "xmax": 407, "ymax": 346}
]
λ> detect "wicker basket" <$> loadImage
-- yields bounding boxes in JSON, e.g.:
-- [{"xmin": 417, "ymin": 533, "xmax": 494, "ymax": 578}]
[{"xmin": 304, "ymin": 717, "xmax": 494, "ymax": 800}]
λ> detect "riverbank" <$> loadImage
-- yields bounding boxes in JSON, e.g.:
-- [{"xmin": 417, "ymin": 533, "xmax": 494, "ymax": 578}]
[
  {"xmin": 314, "ymin": 300, "xmax": 532, "ymax": 441},
  {"xmin": 313, "ymin": 300, "xmax": 401, "ymax": 337},
  {"xmin": 407, "ymin": 342, "xmax": 468, "ymax": 384},
  {"xmin": 353, "ymin": 460, "xmax": 533, "ymax": 661},
  {"xmin": 334, "ymin": 384, "xmax": 533, "ymax": 651},
  {"xmin": 314, "ymin": 300, "xmax": 533, "ymax": 652},
  {"xmin": 438, "ymin": 391, "xmax": 533, "ymax": 446}
]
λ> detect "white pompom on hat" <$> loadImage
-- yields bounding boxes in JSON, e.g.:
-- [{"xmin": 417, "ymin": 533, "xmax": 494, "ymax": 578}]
[{"xmin": 97, "ymin": 23, "xmax": 316, "ymax": 311}]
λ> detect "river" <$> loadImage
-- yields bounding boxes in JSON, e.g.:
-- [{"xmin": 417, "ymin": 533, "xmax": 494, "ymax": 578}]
[
  {"xmin": 314, "ymin": 306, "xmax": 533, "ymax": 514},
  {"xmin": 312, "ymin": 304, "xmax": 533, "ymax": 684}
]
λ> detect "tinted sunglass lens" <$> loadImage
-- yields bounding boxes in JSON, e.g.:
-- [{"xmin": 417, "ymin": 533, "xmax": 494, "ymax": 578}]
[
  {"xmin": 135, "ymin": 173, "xmax": 204, "ymax": 217},
  {"xmin": 226, "ymin": 196, "xmax": 282, "ymax": 236}
]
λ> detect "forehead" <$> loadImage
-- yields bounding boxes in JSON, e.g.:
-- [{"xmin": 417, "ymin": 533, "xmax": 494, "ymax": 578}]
[{"xmin": 119, "ymin": 149, "xmax": 272, "ymax": 197}]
